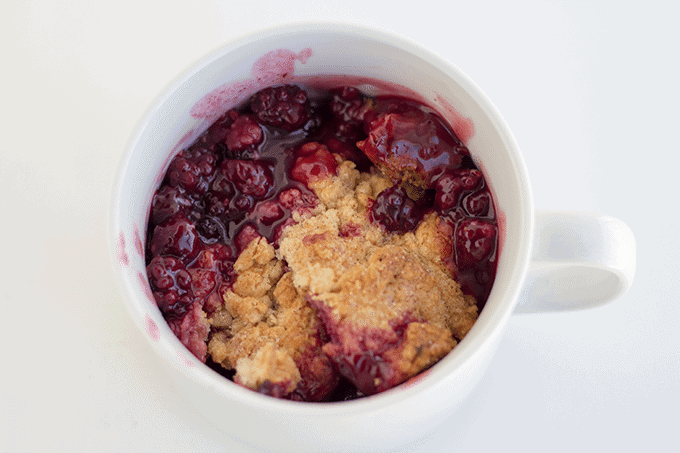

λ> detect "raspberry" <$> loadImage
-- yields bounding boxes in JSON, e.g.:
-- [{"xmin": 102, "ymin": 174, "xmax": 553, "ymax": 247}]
[
  {"xmin": 277, "ymin": 187, "xmax": 317, "ymax": 212},
  {"xmin": 369, "ymin": 185, "xmax": 423, "ymax": 233},
  {"xmin": 147, "ymin": 255, "xmax": 193, "ymax": 319},
  {"xmin": 204, "ymin": 109, "xmax": 240, "ymax": 145},
  {"xmin": 167, "ymin": 301, "xmax": 209, "ymax": 362},
  {"xmin": 330, "ymin": 86, "xmax": 370, "ymax": 123},
  {"xmin": 234, "ymin": 223, "xmax": 261, "ymax": 252},
  {"xmin": 357, "ymin": 102, "xmax": 467, "ymax": 188},
  {"xmin": 290, "ymin": 142, "xmax": 338, "ymax": 186},
  {"xmin": 150, "ymin": 185, "xmax": 192, "ymax": 226},
  {"xmin": 204, "ymin": 191, "xmax": 230, "ymax": 217},
  {"xmin": 434, "ymin": 169, "xmax": 483, "ymax": 212},
  {"xmin": 190, "ymin": 244, "xmax": 236, "ymax": 312},
  {"xmin": 210, "ymin": 169, "xmax": 236, "ymax": 198},
  {"xmin": 149, "ymin": 214, "xmax": 202, "ymax": 262},
  {"xmin": 250, "ymin": 85, "xmax": 310, "ymax": 131},
  {"xmin": 253, "ymin": 200, "xmax": 285, "ymax": 226},
  {"xmin": 221, "ymin": 159, "xmax": 274, "ymax": 199},
  {"xmin": 455, "ymin": 218, "xmax": 496, "ymax": 267},
  {"xmin": 167, "ymin": 147, "xmax": 217, "ymax": 195},
  {"xmin": 225, "ymin": 114, "xmax": 263, "ymax": 152},
  {"xmin": 191, "ymin": 243, "xmax": 233, "ymax": 274}
]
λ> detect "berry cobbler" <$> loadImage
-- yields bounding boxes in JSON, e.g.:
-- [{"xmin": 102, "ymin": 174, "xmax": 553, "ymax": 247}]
[{"xmin": 145, "ymin": 84, "xmax": 498, "ymax": 402}]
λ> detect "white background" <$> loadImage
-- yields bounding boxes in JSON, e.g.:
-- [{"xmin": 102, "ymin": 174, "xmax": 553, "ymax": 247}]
[{"xmin": 2, "ymin": 1, "xmax": 678, "ymax": 452}]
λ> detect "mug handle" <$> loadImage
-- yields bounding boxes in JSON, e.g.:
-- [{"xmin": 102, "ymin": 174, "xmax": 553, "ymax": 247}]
[{"xmin": 514, "ymin": 210, "xmax": 636, "ymax": 314}]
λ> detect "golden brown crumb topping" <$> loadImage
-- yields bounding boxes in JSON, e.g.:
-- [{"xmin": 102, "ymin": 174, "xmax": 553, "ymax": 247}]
[{"xmin": 206, "ymin": 158, "xmax": 477, "ymax": 398}]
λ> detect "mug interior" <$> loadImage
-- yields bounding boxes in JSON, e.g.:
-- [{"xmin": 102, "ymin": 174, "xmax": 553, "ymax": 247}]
[{"xmin": 110, "ymin": 23, "xmax": 533, "ymax": 424}]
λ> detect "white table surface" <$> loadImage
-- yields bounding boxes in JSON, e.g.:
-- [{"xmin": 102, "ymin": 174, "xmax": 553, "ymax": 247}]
[{"xmin": 3, "ymin": 1, "xmax": 678, "ymax": 452}]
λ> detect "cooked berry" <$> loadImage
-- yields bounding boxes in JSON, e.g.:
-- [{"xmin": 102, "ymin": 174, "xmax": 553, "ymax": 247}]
[
  {"xmin": 253, "ymin": 200, "xmax": 285, "ymax": 226},
  {"xmin": 303, "ymin": 86, "xmax": 372, "ymax": 171},
  {"xmin": 205, "ymin": 109, "xmax": 240, "ymax": 145},
  {"xmin": 204, "ymin": 191, "xmax": 230, "ymax": 217},
  {"xmin": 291, "ymin": 346, "xmax": 339, "ymax": 402},
  {"xmin": 210, "ymin": 169, "xmax": 236, "ymax": 197},
  {"xmin": 313, "ymin": 303, "xmax": 430, "ymax": 395},
  {"xmin": 250, "ymin": 85, "xmax": 310, "ymax": 131},
  {"xmin": 370, "ymin": 185, "xmax": 423, "ymax": 233},
  {"xmin": 149, "ymin": 215, "xmax": 202, "ymax": 262},
  {"xmin": 257, "ymin": 380, "xmax": 293, "ymax": 398},
  {"xmin": 434, "ymin": 169, "xmax": 483, "ymax": 212},
  {"xmin": 233, "ymin": 195, "xmax": 254, "ymax": 212},
  {"xmin": 277, "ymin": 187, "xmax": 317, "ymax": 212},
  {"xmin": 147, "ymin": 255, "xmax": 193, "ymax": 319},
  {"xmin": 221, "ymin": 159, "xmax": 274, "ymax": 198},
  {"xmin": 151, "ymin": 185, "xmax": 192, "ymax": 225},
  {"xmin": 167, "ymin": 301, "xmax": 209, "ymax": 362},
  {"xmin": 226, "ymin": 114, "xmax": 263, "ymax": 152},
  {"xmin": 290, "ymin": 142, "xmax": 338, "ymax": 186},
  {"xmin": 167, "ymin": 157, "xmax": 200, "ymax": 191},
  {"xmin": 357, "ymin": 101, "xmax": 468, "ymax": 188},
  {"xmin": 328, "ymin": 378, "xmax": 367, "ymax": 401},
  {"xmin": 188, "ymin": 267, "xmax": 217, "ymax": 299},
  {"xmin": 455, "ymin": 218, "xmax": 496, "ymax": 267},
  {"xmin": 330, "ymin": 86, "xmax": 370, "ymax": 123},
  {"xmin": 167, "ymin": 147, "xmax": 217, "ymax": 195},
  {"xmin": 463, "ymin": 190, "xmax": 491, "ymax": 217},
  {"xmin": 196, "ymin": 216, "xmax": 226, "ymax": 243},
  {"xmin": 234, "ymin": 223, "xmax": 261, "ymax": 252},
  {"xmin": 191, "ymin": 243, "xmax": 233, "ymax": 274},
  {"xmin": 324, "ymin": 137, "xmax": 371, "ymax": 171},
  {"xmin": 271, "ymin": 217, "xmax": 298, "ymax": 245}
]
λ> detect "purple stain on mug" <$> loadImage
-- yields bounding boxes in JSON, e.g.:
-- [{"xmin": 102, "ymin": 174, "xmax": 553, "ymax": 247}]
[
  {"xmin": 190, "ymin": 48, "xmax": 313, "ymax": 121},
  {"xmin": 496, "ymin": 208, "xmax": 507, "ymax": 259},
  {"xmin": 434, "ymin": 94, "xmax": 475, "ymax": 144},
  {"xmin": 134, "ymin": 224, "xmax": 144, "ymax": 257},
  {"xmin": 145, "ymin": 314, "xmax": 160, "ymax": 341},
  {"xmin": 251, "ymin": 48, "xmax": 312, "ymax": 81},
  {"xmin": 139, "ymin": 271, "xmax": 155, "ymax": 303},
  {"xmin": 179, "ymin": 353, "xmax": 195, "ymax": 368},
  {"xmin": 177, "ymin": 128, "xmax": 198, "ymax": 150},
  {"xmin": 117, "ymin": 232, "xmax": 129, "ymax": 266}
]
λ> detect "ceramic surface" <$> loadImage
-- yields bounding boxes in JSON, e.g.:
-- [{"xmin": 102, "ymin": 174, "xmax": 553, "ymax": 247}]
[{"xmin": 109, "ymin": 23, "xmax": 633, "ymax": 453}]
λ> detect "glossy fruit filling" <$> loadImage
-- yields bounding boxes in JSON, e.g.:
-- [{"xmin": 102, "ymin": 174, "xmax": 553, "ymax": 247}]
[{"xmin": 145, "ymin": 84, "xmax": 498, "ymax": 401}]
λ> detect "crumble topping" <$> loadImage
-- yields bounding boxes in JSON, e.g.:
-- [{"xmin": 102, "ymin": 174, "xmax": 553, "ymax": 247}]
[
  {"xmin": 207, "ymin": 237, "xmax": 336, "ymax": 400},
  {"xmin": 207, "ymin": 158, "xmax": 478, "ymax": 397}
]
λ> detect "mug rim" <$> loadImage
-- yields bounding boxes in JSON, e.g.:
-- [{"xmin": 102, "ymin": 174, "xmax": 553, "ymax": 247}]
[{"xmin": 108, "ymin": 21, "xmax": 534, "ymax": 417}]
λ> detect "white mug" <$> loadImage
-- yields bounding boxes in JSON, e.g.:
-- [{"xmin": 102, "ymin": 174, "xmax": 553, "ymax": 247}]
[{"xmin": 109, "ymin": 23, "xmax": 636, "ymax": 453}]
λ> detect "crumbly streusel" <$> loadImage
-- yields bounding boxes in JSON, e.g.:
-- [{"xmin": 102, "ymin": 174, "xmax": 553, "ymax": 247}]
[{"xmin": 207, "ymin": 158, "xmax": 477, "ymax": 397}]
